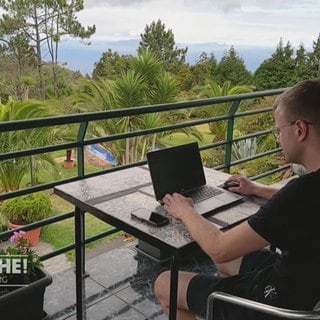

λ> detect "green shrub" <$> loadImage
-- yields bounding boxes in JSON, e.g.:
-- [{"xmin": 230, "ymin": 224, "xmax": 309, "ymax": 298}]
[{"xmin": 1, "ymin": 192, "xmax": 53, "ymax": 224}]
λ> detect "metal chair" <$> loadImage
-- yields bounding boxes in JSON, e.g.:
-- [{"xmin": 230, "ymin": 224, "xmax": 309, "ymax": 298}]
[{"xmin": 206, "ymin": 291, "xmax": 320, "ymax": 320}]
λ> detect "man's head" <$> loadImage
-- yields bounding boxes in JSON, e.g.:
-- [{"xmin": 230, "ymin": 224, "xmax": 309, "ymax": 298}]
[
  {"xmin": 273, "ymin": 79, "xmax": 320, "ymax": 168},
  {"xmin": 273, "ymin": 78, "xmax": 320, "ymax": 124}
]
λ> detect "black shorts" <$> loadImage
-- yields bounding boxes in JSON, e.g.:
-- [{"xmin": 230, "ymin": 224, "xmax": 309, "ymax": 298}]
[{"xmin": 186, "ymin": 250, "xmax": 280, "ymax": 319}]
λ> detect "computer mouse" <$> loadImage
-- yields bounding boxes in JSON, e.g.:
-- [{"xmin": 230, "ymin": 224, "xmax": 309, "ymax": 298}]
[{"xmin": 223, "ymin": 181, "xmax": 240, "ymax": 190}]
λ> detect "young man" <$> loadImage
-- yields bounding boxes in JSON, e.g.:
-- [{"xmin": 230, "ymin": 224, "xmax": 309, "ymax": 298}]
[{"xmin": 154, "ymin": 78, "xmax": 320, "ymax": 319}]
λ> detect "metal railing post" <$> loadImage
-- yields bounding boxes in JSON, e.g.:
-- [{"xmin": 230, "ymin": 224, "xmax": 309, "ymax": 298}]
[{"xmin": 224, "ymin": 100, "xmax": 241, "ymax": 173}]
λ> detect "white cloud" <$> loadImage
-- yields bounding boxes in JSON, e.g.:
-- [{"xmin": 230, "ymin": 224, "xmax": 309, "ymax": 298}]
[
  {"xmin": 85, "ymin": 0, "xmax": 150, "ymax": 7},
  {"xmin": 79, "ymin": 0, "xmax": 320, "ymax": 47}
]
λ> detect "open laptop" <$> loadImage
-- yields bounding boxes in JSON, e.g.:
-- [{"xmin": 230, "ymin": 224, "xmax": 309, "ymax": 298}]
[{"xmin": 146, "ymin": 142, "xmax": 243, "ymax": 216}]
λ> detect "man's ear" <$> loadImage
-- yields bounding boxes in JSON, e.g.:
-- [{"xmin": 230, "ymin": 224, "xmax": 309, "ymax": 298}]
[{"xmin": 295, "ymin": 120, "xmax": 308, "ymax": 141}]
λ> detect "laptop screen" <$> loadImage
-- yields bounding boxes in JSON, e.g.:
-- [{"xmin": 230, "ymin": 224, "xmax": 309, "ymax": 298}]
[{"xmin": 147, "ymin": 142, "xmax": 206, "ymax": 201}]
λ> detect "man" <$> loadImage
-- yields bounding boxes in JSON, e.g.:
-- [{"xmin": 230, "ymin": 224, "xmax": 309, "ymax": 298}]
[{"xmin": 154, "ymin": 78, "xmax": 320, "ymax": 319}]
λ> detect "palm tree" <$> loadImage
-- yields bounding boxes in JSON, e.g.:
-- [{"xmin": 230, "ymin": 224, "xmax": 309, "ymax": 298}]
[
  {"xmin": 71, "ymin": 50, "xmax": 203, "ymax": 166},
  {"xmin": 193, "ymin": 80, "xmax": 255, "ymax": 168},
  {"xmin": 0, "ymin": 98, "xmax": 59, "ymax": 191},
  {"xmin": 70, "ymin": 78, "xmax": 115, "ymax": 113},
  {"xmin": 196, "ymin": 80, "xmax": 255, "ymax": 142}
]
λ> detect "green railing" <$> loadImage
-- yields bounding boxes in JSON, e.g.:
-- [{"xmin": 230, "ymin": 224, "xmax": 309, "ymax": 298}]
[{"xmin": 0, "ymin": 87, "xmax": 288, "ymax": 261}]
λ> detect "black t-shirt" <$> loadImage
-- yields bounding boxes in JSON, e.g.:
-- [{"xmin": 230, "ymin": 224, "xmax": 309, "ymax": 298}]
[{"xmin": 248, "ymin": 169, "xmax": 320, "ymax": 310}]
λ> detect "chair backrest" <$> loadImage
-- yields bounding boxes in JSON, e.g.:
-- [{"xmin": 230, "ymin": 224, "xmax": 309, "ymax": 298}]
[{"xmin": 206, "ymin": 291, "xmax": 320, "ymax": 320}]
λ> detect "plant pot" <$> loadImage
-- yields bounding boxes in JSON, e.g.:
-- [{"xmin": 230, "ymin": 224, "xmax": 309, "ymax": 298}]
[
  {"xmin": 63, "ymin": 159, "xmax": 74, "ymax": 168},
  {"xmin": 8, "ymin": 221, "xmax": 41, "ymax": 246},
  {"xmin": 0, "ymin": 267, "xmax": 52, "ymax": 320}
]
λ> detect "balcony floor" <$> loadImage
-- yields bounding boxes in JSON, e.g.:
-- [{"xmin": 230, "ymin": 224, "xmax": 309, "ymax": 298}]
[{"xmin": 44, "ymin": 238, "xmax": 216, "ymax": 320}]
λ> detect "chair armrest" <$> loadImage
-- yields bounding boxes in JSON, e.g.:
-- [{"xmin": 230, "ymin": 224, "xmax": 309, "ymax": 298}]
[{"xmin": 206, "ymin": 291, "xmax": 320, "ymax": 320}]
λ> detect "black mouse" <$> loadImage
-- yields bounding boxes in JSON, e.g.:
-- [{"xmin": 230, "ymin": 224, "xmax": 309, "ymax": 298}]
[{"xmin": 223, "ymin": 181, "xmax": 240, "ymax": 190}]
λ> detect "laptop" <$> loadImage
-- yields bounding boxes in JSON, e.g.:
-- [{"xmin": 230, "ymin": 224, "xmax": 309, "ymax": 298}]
[{"xmin": 146, "ymin": 142, "xmax": 243, "ymax": 216}]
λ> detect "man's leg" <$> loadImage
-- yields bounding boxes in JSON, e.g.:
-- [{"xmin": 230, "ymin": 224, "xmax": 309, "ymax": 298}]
[
  {"xmin": 154, "ymin": 270, "xmax": 198, "ymax": 320},
  {"xmin": 154, "ymin": 258, "xmax": 245, "ymax": 319},
  {"xmin": 215, "ymin": 256, "xmax": 243, "ymax": 277}
]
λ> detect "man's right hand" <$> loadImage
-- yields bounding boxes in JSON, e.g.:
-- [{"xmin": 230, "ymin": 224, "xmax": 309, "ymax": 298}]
[{"xmin": 224, "ymin": 175, "xmax": 278, "ymax": 200}]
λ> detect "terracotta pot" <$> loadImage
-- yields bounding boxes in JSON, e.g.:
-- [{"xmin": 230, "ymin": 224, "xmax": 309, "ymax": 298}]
[
  {"xmin": 63, "ymin": 159, "xmax": 74, "ymax": 168},
  {"xmin": 8, "ymin": 221, "xmax": 41, "ymax": 246}
]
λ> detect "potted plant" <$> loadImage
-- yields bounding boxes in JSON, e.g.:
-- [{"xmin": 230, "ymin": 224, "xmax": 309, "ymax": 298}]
[
  {"xmin": 0, "ymin": 230, "xmax": 52, "ymax": 319},
  {"xmin": 1, "ymin": 192, "xmax": 53, "ymax": 245},
  {"xmin": 64, "ymin": 148, "xmax": 75, "ymax": 168}
]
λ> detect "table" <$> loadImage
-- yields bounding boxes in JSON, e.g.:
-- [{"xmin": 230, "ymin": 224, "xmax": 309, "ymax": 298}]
[{"xmin": 54, "ymin": 166, "xmax": 262, "ymax": 320}]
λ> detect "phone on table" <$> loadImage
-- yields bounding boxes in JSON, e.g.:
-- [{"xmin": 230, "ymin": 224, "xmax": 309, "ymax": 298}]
[{"xmin": 131, "ymin": 208, "xmax": 169, "ymax": 227}]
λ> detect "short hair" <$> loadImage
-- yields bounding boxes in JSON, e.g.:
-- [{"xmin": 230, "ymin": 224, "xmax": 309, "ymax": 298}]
[{"xmin": 273, "ymin": 78, "xmax": 320, "ymax": 124}]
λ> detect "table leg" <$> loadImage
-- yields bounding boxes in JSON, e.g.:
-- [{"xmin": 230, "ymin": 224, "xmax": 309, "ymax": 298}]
[
  {"xmin": 75, "ymin": 206, "xmax": 86, "ymax": 320},
  {"xmin": 169, "ymin": 253, "xmax": 179, "ymax": 320}
]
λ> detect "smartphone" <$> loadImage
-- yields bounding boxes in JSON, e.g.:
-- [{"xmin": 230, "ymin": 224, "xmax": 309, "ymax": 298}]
[{"xmin": 131, "ymin": 208, "xmax": 169, "ymax": 227}]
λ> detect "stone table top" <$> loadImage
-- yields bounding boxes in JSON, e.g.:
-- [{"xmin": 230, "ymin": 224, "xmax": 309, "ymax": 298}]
[{"xmin": 54, "ymin": 166, "xmax": 263, "ymax": 252}]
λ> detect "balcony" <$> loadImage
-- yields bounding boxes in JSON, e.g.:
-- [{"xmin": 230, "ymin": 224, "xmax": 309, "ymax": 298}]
[{"xmin": 0, "ymin": 88, "xmax": 291, "ymax": 319}]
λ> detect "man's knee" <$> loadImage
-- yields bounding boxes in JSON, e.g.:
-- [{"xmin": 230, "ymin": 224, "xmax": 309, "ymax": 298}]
[
  {"xmin": 216, "ymin": 257, "xmax": 243, "ymax": 277},
  {"xmin": 154, "ymin": 270, "xmax": 170, "ymax": 303}
]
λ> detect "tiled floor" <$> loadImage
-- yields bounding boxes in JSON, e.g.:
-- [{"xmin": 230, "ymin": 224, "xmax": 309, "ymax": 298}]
[{"xmin": 44, "ymin": 240, "xmax": 216, "ymax": 320}]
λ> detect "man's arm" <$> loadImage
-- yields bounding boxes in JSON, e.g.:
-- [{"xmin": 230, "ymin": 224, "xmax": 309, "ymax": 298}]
[
  {"xmin": 163, "ymin": 193, "xmax": 269, "ymax": 264},
  {"xmin": 248, "ymin": 183, "xmax": 278, "ymax": 200}
]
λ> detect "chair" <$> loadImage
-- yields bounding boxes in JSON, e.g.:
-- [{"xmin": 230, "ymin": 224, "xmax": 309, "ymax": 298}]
[{"xmin": 206, "ymin": 291, "xmax": 320, "ymax": 320}]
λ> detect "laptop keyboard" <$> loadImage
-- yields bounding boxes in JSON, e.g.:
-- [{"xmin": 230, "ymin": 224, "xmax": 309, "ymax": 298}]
[{"xmin": 186, "ymin": 186, "xmax": 223, "ymax": 203}]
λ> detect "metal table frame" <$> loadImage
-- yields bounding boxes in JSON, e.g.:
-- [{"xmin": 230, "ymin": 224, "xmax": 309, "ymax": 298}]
[{"xmin": 72, "ymin": 205, "xmax": 181, "ymax": 320}]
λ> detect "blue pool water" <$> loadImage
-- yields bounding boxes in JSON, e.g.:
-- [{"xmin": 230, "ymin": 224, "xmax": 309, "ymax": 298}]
[{"xmin": 86, "ymin": 144, "xmax": 117, "ymax": 165}]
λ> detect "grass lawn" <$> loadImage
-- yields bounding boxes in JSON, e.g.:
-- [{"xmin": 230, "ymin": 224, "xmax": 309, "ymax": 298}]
[
  {"xmin": 21, "ymin": 154, "xmax": 103, "ymax": 188},
  {"xmin": 41, "ymin": 203, "xmax": 121, "ymax": 261},
  {"xmin": 21, "ymin": 152, "xmax": 119, "ymax": 262},
  {"xmin": 161, "ymin": 123, "xmax": 212, "ymax": 146}
]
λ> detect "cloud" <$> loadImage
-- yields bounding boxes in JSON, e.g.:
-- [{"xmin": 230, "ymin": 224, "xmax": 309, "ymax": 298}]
[
  {"xmin": 84, "ymin": 0, "xmax": 307, "ymax": 11},
  {"xmin": 78, "ymin": 0, "xmax": 320, "ymax": 47},
  {"xmin": 84, "ymin": 0, "xmax": 152, "ymax": 8},
  {"xmin": 83, "ymin": 0, "xmax": 254, "ymax": 11}
]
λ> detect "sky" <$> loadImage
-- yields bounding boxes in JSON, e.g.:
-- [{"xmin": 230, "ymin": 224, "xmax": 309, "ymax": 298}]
[{"xmin": 76, "ymin": 0, "xmax": 320, "ymax": 47}]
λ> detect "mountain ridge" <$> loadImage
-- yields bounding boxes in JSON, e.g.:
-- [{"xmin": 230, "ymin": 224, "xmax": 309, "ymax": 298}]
[{"xmin": 59, "ymin": 39, "xmax": 275, "ymax": 75}]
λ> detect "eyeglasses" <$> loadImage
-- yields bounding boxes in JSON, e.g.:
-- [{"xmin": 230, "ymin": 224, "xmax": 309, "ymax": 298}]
[
  {"xmin": 272, "ymin": 120, "xmax": 314, "ymax": 138},
  {"xmin": 272, "ymin": 121, "xmax": 295, "ymax": 138}
]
